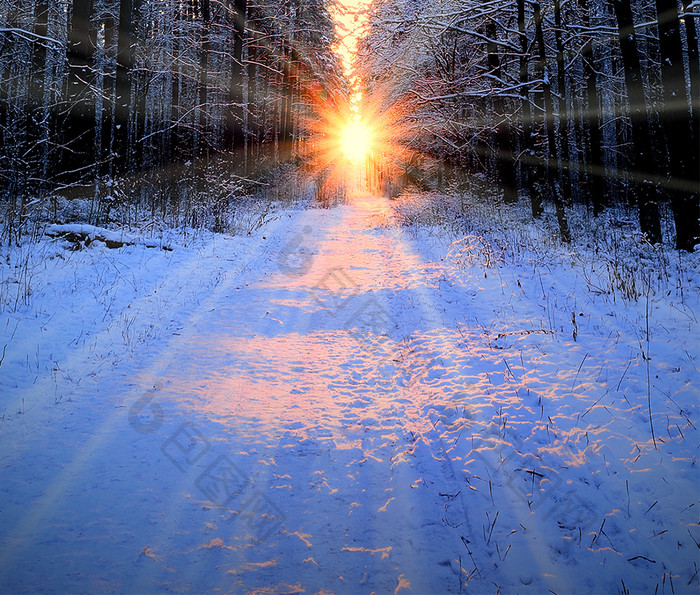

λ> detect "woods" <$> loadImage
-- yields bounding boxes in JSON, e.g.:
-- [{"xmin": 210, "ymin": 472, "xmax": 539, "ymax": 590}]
[
  {"xmin": 359, "ymin": 0, "xmax": 699, "ymax": 250},
  {"xmin": 1, "ymin": 3, "xmax": 699, "ymax": 592},
  {"xmin": 0, "ymin": 0, "xmax": 698, "ymax": 250},
  {"xmin": 0, "ymin": 0, "xmax": 342, "ymax": 236}
]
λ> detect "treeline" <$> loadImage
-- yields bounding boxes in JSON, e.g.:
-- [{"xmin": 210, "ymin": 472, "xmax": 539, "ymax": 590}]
[
  {"xmin": 0, "ymin": 0, "xmax": 342, "ymax": 233},
  {"xmin": 360, "ymin": 0, "xmax": 699, "ymax": 250}
]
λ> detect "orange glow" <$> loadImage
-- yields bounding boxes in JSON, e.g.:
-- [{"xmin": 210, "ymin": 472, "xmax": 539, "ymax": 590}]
[
  {"xmin": 298, "ymin": 0, "xmax": 419, "ymax": 196},
  {"xmin": 301, "ymin": 79, "xmax": 418, "ymax": 197},
  {"xmin": 329, "ymin": 0, "xmax": 372, "ymax": 79},
  {"xmin": 341, "ymin": 118, "xmax": 373, "ymax": 163}
]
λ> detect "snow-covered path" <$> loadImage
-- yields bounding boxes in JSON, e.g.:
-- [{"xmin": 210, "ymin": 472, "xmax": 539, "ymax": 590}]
[{"xmin": 1, "ymin": 192, "xmax": 698, "ymax": 593}]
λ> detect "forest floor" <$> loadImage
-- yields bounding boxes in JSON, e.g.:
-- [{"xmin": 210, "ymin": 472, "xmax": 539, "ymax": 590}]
[{"xmin": 0, "ymin": 184, "xmax": 698, "ymax": 594}]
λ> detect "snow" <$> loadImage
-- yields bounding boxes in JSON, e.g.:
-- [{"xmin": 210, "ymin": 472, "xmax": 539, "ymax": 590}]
[{"xmin": 0, "ymin": 189, "xmax": 698, "ymax": 593}]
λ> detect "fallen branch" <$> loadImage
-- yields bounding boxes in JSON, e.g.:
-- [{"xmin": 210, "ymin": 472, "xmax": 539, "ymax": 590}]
[{"xmin": 46, "ymin": 224, "xmax": 172, "ymax": 251}]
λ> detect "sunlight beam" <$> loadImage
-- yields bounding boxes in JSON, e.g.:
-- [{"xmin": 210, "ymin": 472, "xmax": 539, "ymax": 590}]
[{"xmin": 341, "ymin": 119, "xmax": 373, "ymax": 163}]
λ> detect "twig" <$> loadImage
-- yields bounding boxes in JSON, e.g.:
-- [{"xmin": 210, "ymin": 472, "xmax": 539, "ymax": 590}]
[
  {"xmin": 582, "ymin": 389, "xmax": 610, "ymax": 418},
  {"xmin": 645, "ymin": 282, "xmax": 657, "ymax": 449},
  {"xmin": 460, "ymin": 536, "xmax": 481, "ymax": 578},
  {"xmin": 503, "ymin": 357, "xmax": 517, "ymax": 381},
  {"xmin": 487, "ymin": 510, "xmax": 499, "ymax": 544},
  {"xmin": 616, "ymin": 357, "xmax": 633, "ymax": 391},
  {"xmin": 628, "ymin": 555, "xmax": 656, "ymax": 563},
  {"xmin": 688, "ymin": 562, "xmax": 698, "ymax": 586},
  {"xmin": 570, "ymin": 353, "xmax": 589, "ymax": 395}
]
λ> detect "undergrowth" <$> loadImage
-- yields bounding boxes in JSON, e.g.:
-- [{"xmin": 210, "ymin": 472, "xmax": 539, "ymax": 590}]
[{"xmin": 389, "ymin": 184, "xmax": 698, "ymax": 305}]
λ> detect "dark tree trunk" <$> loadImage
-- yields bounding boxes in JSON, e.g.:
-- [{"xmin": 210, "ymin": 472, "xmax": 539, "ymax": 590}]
[
  {"xmin": 534, "ymin": 1, "xmax": 571, "ymax": 242},
  {"xmin": 680, "ymin": 0, "xmax": 700, "ymax": 203},
  {"xmin": 32, "ymin": 0, "xmax": 50, "ymax": 193},
  {"xmin": 246, "ymin": 36, "xmax": 258, "ymax": 167},
  {"xmin": 579, "ymin": 0, "xmax": 606, "ymax": 214},
  {"xmin": 553, "ymin": 0, "xmax": 572, "ymax": 203},
  {"xmin": 171, "ymin": 2, "xmax": 181, "ymax": 164},
  {"xmin": 234, "ymin": 0, "xmax": 246, "ymax": 152},
  {"xmin": 612, "ymin": 0, "xmax": 662, "ymax": 243},
  {"xmin": 277, "ymin": 36, "xmax": 293, "ymax": 161},
  {"xmin": 517, "ymin": 0, "xmax": 541, "ymax": 217},
  {"xmin": 486, "ymin": 20, "xmax": 518, "ymax": 203},
  {"xmin": 226, "ymin": 0, "xmax": 246, "ymax": 154},
  {"xmin": 65, "ymin": 0, "xmax": 96, "ymax": 179},
  {"xmin": 115, "ymin": 0, "xmax": 140, "ymax": 172},
  {"xmin": 281, "ymin": 37, "xmax": 295, "ymax": 159},
  {"xmin": 655, "ymin": 0, "xmax": 699, "ymax": 250},
  {"xmin": 198, "ymin": 0, "xmax": 211, "ymax": 159},
  {"xmin": 31, "ymin": 2, "xmax": 49, "ymax": 112},
  {"xmin": 101, "ymin": 10, "xmax": 117, "ymax": 180},
  {"xmin": 681, "ymin": 0, "xmax": 699, "ymax": 118}
]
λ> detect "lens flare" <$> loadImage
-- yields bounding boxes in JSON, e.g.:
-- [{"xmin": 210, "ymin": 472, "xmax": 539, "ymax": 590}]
[
  {"xmin": 341, "ymin": 119, "xmax": 373, "ymax": 163},
  {"xmin": 300, "ymin": 73, "xmax": 418, "ymax": 200}
]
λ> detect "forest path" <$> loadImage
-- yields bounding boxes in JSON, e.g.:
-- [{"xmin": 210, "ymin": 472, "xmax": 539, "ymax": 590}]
[
  {"xmin": 117, "ymin": 191, "xmax": 490, "ymax": 593},
  {"xmin": 7, "ymin": 189, "xmax": 692, "ymax": 594},
  {"xmin": 0, "ymin": 191, "xmax": 500, "ymax": 593}
]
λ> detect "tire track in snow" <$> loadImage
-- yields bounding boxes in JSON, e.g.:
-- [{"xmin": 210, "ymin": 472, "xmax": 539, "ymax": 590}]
[{"xmin": 0, "ymin": 214, "xmax": 299, "ymax": 585}]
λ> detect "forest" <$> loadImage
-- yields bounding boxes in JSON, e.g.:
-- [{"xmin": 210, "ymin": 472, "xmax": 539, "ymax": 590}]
[
  {"xmin": 358, "ymin": 0, "xmax": 698, "ymax": 250},
  {"xmin": 1, "ymin": 0, "xmax": 698, "ymax": 249},
  {"xmin": 0, "ymin": 0, "xmax": 344, "ymax": 237},
  {"xmin": 1, "ymin": 2, "xmax": 699, "ymax": 592}
]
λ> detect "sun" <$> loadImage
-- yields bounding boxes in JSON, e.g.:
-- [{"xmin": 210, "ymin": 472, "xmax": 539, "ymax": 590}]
[{"xmin": 341, "ymin": 118, "xmax": 373, "ymax": 163}]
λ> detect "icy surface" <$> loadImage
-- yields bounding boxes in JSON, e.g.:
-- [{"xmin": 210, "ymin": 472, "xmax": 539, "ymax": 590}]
[{"xmin": 0, "ymin": 193, "xmax": 698, "ymax": 593}]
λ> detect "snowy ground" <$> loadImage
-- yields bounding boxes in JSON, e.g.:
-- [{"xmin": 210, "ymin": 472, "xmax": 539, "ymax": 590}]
[{"xmin": 0, "ymin": 185, "xmax": 698, "ymax": 593}]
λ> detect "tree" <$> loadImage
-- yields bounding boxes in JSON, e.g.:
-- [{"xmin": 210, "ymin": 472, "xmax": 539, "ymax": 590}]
[
  {"xmin": 579, "ymin": 0, "xmax": 605, "ymax": 214},
  {"xmin": 225, "ymin": 0, "xmax": 246, "ymax": 154},
  {"xmin": 64, "ymin": 0, "xmax": 97, "ymax": 177},
  {"xmin": 612, "ymin": 0, "xmax": 662, "ymax": 244},
  {"xmin": 485, "ymin": 19, "xmax": 518, "ymax": 203},
  {"xmin": 533, "ymin": 0, "xmax": 570, "ymax": 242},
  {"xmin": 654, "ymin": 0, "xmax": 699, "ymax": 250},
  {"xmin": 114, "ymin": 0, "xmax": 140, "ymax": 172}
]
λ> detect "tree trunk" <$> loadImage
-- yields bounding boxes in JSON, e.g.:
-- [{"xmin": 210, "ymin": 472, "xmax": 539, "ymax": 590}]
[
  {"xmin": 486, "ymin": 20, "xmax": 518, "ymax": 203},
  {"xmin": 534, "ymin": 1, "xmax": 571, "ymax": 242},
  {"xmin": 612, "ymin": 0, "xmax": 662, "ymax": 243},
  {"xmin": 655, "ymin": 0, "xmax": 699, "ymax": 250},
  {"xmin": 32, "ymin": 0, "xmax": 50, "ymax": 194},
  {"xmin": 681, "ymin": 0, "xmax": 699, "ymax": 119},
  {"xmin": 65, "ymin": 0, "xmax": 96, "ymax": 179},
  {"xmin": 226, "ymin": 0, "xmax": 246, "ymax": 155},
  {"xmin": 553, "ymin": 0, "xmax": 573, "ymax": 203},
  {"xmin": 246, "ymin": 35, "xmax": 258, "ymax": 168},
  {"xmin": 517, "ymin": 0, "xmax": 541, "ymax": 217},
  {"xmin": 579, "ymin": 0, "xmax": 605, "ymax": 214},
  {"xmin": 171, "ymin": 2, "xmax": 182, "ymax": 164},
  {"xmin": 198, "ymin": 0, "xmax": 211, "ymax": 160},
  {"xmin": 115, "ymin": 0, "xmax": 140, "ymax": 172},
  {"xmin": 101, "ymin": 7, "xmax": 117, "ymax": 180}
]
